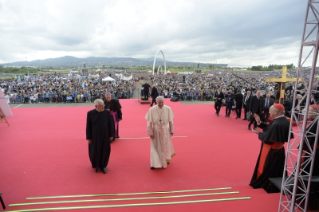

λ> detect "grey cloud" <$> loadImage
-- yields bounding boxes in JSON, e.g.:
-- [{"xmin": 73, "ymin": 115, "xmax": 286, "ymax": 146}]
[{"xmin": 0, "ymin": 0, "xmax": 310, "ymax": 66}]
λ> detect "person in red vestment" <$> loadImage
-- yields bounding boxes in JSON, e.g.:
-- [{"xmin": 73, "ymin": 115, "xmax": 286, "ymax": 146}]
[{"xmin": 249, "ymin": 104, "xmax": 293, "ymax": 193}]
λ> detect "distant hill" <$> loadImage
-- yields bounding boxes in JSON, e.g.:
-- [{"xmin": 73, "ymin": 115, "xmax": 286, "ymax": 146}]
[{"xmin": 0, "ymin": 56, "xmax": 228, "ymax": 68}]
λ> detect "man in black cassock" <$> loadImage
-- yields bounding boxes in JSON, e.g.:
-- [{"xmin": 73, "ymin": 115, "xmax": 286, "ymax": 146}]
[
  {"xmin": 86, "ymin": 99, "xmax": 114, "ymax": 174},
  {"xmin": 104, "ymin": 92, "xmax": 122, "ymax": 141},
  {"xmin": 150, "ymin": 85, "xmax": 158, "ymax": 106},
  {"xmin": 249, "ymin": 104, "xmax": 292, "ymax": 193},
  {"xmin": 214, "ymin": 88, "xmax": 224, "ymax": 116}
]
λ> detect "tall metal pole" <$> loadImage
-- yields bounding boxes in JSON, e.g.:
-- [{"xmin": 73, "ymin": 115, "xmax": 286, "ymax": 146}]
[
  {"xmin": 26, "ymin": 57, "xmax": 29, "ymax": 75},
  {"xmin": 279, "ymin": 0, "xmax": 319, "ymax": 211}
]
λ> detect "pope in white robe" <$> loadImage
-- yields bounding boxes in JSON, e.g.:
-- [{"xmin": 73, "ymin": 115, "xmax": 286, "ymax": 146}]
[{"xmin": 145, "ymin": 96, "xmax": 176, "ymax": 169}]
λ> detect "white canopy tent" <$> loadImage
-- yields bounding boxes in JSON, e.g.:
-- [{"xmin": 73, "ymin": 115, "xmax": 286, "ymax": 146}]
[{"xmin": 102, "ymin": 76, "xmax": 115, "ymax": 82}]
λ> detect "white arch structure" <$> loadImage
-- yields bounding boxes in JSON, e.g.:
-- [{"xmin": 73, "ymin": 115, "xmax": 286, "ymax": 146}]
[
  {"xmin": 152, "ymin": 50, "xmax": 166, "ymax": 75},
  {"xmin": 157, "ymin": 66, "xmax": 163, "ymax": 74}
]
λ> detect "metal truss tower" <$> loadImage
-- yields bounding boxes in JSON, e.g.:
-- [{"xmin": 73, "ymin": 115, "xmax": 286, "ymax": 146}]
[{"xmin": 279, "ymin": 0, "xmax": 319, "ymax": 211}]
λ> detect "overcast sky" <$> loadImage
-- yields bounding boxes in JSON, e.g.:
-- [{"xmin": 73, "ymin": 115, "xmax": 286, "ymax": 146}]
[{"xmin": 0, "ymin": 0, "xmax": 307, "ymax": 66}]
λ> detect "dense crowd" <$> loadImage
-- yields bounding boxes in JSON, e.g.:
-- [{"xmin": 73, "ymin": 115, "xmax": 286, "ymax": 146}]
[
  {"xmin": 145, "ymin": 69, "xmax": 317, "ymax": 102},
  {"xmin": 1, "ymin": 71, "xmax": 137, "ymax": 104},
  {"xmin": 1, "ymin": 68, "xmax": 318, "ymax": 105}
]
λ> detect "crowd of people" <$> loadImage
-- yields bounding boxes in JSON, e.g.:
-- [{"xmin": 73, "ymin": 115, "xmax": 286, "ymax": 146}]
[
  {"xmin": 1, "ymin": 68, "xmax": 318, "ymax": 108},
  {"xmin": 1, "ymin": 71, "xmax": 137, "ymax": 104},
  {"xmin": 141, "ymin": 69, "xmax": 317, "ymax": 104}
]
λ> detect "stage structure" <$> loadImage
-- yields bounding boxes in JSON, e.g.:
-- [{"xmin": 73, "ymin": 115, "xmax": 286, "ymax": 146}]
[
  {"xmin": 152, "ymin": 50, "xmax": 166, "ymax": 75},
  {"xmin": 279, "ymin": 0, "xmax": 319, "ymax": 211}
]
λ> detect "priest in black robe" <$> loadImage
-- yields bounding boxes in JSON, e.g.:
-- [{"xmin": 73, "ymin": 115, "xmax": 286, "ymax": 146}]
[
  {"xmin": 86, "ymin": 99, "xmax": 114, "ymax": 174},
  {"xmin": 104, "ymin": 92, "xmax": 122, "ymax": 141},
  {"xmin": 249, "ymin": 104, "xmax": 292, "ymax": 193}
]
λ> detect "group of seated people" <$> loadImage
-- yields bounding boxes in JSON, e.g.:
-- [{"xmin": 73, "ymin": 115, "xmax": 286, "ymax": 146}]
[
  {"xmin": 5, "ymin": 88, "xmax": 135, "ymax": 104},
  {"xmin": 2, "ymin": 71, "xmax": 137, "ymax": 104}
]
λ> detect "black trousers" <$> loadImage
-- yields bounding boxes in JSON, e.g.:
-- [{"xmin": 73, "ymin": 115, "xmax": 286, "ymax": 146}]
[
  {"xmin": 144, "ymin": 90, "xmax": 149, "ymax": 100},
  {"xmin": 215, "ymin": 101, "xmax": 222, "ymax": 114},
  {"xmin": 244, "ymin": 105, "xmax": 249, "ymax": 119},
  {"xmin": 150, "ymin": 97, "xmax": 156, "ymax": 106},
  {"xmin": 236, "ymin": 104, "xmax": 242, "ymax": 118},
  {"xmin": 263, "ymin": 108, "xmax": 270, "ymax": 122},
  {"xmin": 249, "ymin": 110, "xmax": 261, "ymax": 129},
  {"xmin": 226, "ymin": 103, "xmax": 232, "ymax": 116}
]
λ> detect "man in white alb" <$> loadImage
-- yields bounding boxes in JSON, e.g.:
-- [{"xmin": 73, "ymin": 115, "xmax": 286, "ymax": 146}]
[{"xmin": 145, "ymin": 96, "xmax": 176, "ymax": 169}]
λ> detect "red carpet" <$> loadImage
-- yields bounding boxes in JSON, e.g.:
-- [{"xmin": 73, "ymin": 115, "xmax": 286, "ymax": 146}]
[{"xmin": 1, "ymin": 100, "xmax": 282, "ymax": 212}]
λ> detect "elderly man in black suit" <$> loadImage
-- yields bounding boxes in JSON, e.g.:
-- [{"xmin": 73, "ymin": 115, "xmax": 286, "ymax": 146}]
[
  {"xmin": 235, "ymin": 90, "xmax": 244, "ymax": 119},
  {"xmin": 243, "ymin": 91, "xmax": 252, "ymax": 120},
  {"xmin": 248, "ymin": 90, "xmax": 264, "ymax": 130},
  {"xmin": 263, "ymin": 94, "xmax": 274, "ymax": 122},
  {"xmin": 214, "ymin": 88, "xmax": 224, "ymax": 116},
  {"xmin": 283, "ymin": 96, "xmax": 293, "ymax": 117}
]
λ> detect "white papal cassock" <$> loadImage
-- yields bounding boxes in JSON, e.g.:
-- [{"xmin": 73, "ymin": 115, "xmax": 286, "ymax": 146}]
[{"xmin": 145, "ymin": 105, "xmax": 175, "ymax": 168}]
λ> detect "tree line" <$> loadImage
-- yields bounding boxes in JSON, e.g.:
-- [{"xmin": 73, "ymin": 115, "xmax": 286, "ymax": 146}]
[{"xmin": 249, "ymin": 64, "xmax": 295, "ymax": 71}]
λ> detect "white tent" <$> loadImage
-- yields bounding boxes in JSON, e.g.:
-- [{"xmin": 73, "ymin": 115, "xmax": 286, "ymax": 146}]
[
  {"xmin": 102, "ymin": 76, "xmax": 115, "ymax": 82},
  {"xmin": 121, "ymin": 75, "xmax": 133, "ymax": 81}
]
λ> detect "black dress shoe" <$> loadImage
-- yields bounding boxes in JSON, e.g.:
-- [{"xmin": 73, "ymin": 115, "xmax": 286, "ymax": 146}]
[
  {"xmin": 102, "ymin": 168, "xmax": 107, "ymax": 174},
  {"xmin": 243, "ymin": 118, "xmax": 247, "ymax": 120},
  {"xmin": 235, "ymin": 117, "xmax": 238, "ymax": 119},
  {"xmin": 150, "ymin": 167, "xmax": 155, "ymax": 170},
  {"xmin": 248, "ymin": 126, "xmax": 251, "ymax": 130},
  {"xmin": 95, "ymin": 167, "xmax": 98, "ymax": 172}
]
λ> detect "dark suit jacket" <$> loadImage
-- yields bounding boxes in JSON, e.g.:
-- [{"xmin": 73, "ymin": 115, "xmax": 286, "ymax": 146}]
[
  {"xmin": 215, "ymin": 91, "xmax": 224, "ymax": 103},
  {"xmin": 225, "ymin": 94, "xmax": 234, "ymax": 105},
  {"xmin": 150, "ymin": 87, "xmax": 158, "ymax": 98},
  {"xmin": 263, "ymin": 98, "xmax": 274, "ymax": 110},
  {"xmin": 142, "ymin": 83, "xmax": 151, "ymax": 92},
  {"xmin": 235, "ymin": 93, "xmax": 243, "ymax": 106},
  {"xmin": 283, "ymin": 100, "xmax": 293, "ymax": 112},
  {"xmin": 249, "ymin": 95, "xmax": 264, "ymax": 114},
  {"xmin": 243, "ymin": 95, "xmax": 252, "ymax": 109},
  {"xmin": 295, "ymin": 99, "xmax": 305, "ymax": 111}
]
